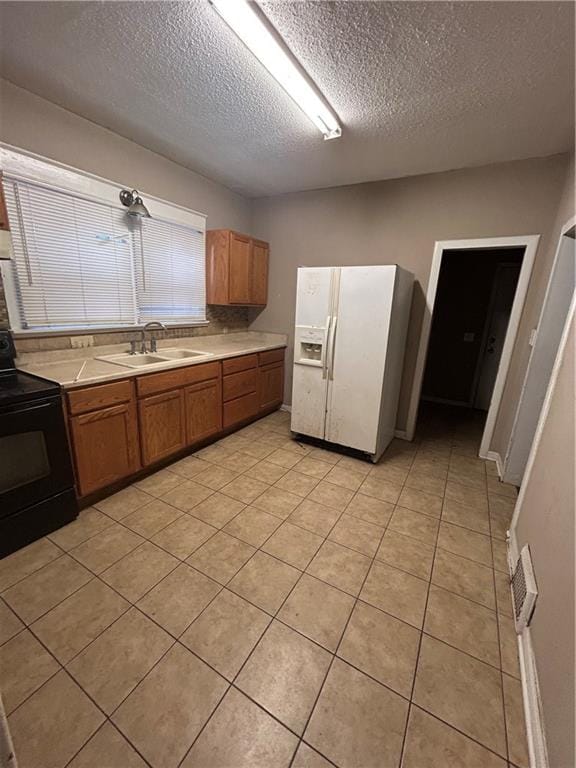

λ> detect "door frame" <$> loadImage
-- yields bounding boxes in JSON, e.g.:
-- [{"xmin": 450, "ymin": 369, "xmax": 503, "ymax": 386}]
[
  {"xmin": 405, "ymin": 235, "xmax": 539, "ymax": 458},
  {"xmin": 503, "ymin": 216, "xmax": 576, "ymax": 484}
]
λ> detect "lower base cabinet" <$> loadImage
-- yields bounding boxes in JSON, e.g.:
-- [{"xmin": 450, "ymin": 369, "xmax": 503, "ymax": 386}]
[
  {"xmin": 139, "ymin": 389, "xmax": 186, "ymax": 466},
  {"xmin": 223, "ymin": 392, "xmax": 259, "ymax": 428},
  {"xmin": 185, "ymin": 378, "xmax": 222, "ymax": 443},
  {"xmin": 67, "ymin": 348, "xmax": 285, "ymax": 499},
  {"xmin": 259, "ymin": 360, "xmax": 284, "ymax": 410},
  {"xmin": 70, "ymin": 401, "xmax": 140, "ymax": 496}
]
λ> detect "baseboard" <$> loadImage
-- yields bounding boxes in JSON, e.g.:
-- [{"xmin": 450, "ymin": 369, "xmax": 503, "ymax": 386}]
[
  {"xmin": 484, "ymin": 450, "xmax": 503, "ymax": 477},
  {"xmin": 507, "ymin": 530, "xmax": 549, "ymax": 768},
  {"xmin": 508, "ymin": 528, "xmax": 519, "ymax": 573},
  {"xmin": 394, "ymin": 429, "xmax": 409, "ymax": 440},
  {"xmin": 518, "ymin": 628, "xmax": 550, "ymax": 768},
  {"xmin": 280, "ymin": 404, "xmax": 292, "ymax": 413}
]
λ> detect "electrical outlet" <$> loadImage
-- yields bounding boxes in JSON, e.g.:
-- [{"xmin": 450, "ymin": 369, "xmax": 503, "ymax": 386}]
[{"xmin": 70, "ymin": 335, "xmax": 94, "ymax": 349}]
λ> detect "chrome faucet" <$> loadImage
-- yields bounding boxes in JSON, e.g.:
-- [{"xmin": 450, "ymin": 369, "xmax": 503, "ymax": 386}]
[{"xmin": 136, "ymin": 322, "xmax": 167, "ymax": 354}]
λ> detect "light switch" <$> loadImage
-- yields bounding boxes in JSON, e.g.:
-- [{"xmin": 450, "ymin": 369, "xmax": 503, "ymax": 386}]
[{"xmin": 463, "ymin": 332, "xmax": 475, "ymax": 343}]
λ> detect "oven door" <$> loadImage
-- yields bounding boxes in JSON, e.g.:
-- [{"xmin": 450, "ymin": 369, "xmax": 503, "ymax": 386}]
[{"xmin": 0, "ymin": 395, "xmax": 75, "ymax": 517}]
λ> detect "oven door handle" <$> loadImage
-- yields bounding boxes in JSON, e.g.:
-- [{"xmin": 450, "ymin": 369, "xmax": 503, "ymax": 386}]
[{"xmin": 0, "ymin": 400, "xmax": 56, "ymax": 418}]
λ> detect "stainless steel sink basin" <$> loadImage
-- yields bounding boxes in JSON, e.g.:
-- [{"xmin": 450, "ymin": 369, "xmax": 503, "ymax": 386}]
[
  {"xmin": 96, "ymin": 348, "xmax": 214, "ymax": 368},
  {"xmin": 157, "ymin": 348, "xmax": 213, "ymax": 359},
  {"xmin": 97, "ymin": 353, "xmax": 170, "ymax": 368}
]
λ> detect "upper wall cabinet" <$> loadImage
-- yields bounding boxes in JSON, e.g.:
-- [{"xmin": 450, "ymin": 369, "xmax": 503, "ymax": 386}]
[
  {"xmin": 206, "ymin": 229, "xmax": 269, "ymax": 307},
  {"xmin": 0, "ymin": 177, "xmax": 10, "ymax": 231}
]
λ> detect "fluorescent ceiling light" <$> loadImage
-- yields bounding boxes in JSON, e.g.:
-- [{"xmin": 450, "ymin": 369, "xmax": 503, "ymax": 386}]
[{"xmin": 211, "ymin": 0, "xmax": 342, "ymax": 140}]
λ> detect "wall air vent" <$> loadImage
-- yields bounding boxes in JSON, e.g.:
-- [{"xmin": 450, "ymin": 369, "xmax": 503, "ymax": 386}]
[{"xmin": 511, "ymin": 544, "xmax": 538, "ymax": 634}]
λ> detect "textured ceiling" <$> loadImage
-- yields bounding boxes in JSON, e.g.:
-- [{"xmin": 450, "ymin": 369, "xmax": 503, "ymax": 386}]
[{"xmin": 0, "ymin": 1, "xmax": 574, "ymax": 197}]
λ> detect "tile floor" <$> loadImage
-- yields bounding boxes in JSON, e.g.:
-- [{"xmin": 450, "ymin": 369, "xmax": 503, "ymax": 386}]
[{"xmin": 0, "ymin": 406, "xmax": 529, "ymax": 768}]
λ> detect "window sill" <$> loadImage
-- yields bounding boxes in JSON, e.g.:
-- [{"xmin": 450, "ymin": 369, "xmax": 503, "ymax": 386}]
[{"xmin": 11, "ymin": 321, "xmax": 210, "ymax": 339}]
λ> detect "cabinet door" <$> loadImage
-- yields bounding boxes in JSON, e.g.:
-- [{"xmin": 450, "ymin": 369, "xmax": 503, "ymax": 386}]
[
  {"xmin": 228, "ymin": 232, "xmax": 252, "ymax": 304},
  {"xmin": 0, "ymin": 178, "xmax": 9, "ymax": 231},
  {"xmin": 185, "ymin": 379, "xmax": 222, "ymax": 445},
  {"xmin": 259, "ymin": 361, "xmax": 284, "ymax": 410},
  {"xmin": 251, "ymin": 240, "xmax": 269, "ymax": 305},
  {"xmin": 70, "ymin": 402, "xmax": 140, "ymax": 496},
  {"xmin": 139, "ymin": 389, "xmax": 186, "ymax": 466}
]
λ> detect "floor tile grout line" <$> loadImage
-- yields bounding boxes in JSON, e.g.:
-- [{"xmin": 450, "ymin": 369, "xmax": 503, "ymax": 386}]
[
  {"xmin": 61, "ymin": 717, "xmax": 155, "ymax": 768},
  {"xmin": 392, "ymin": 440, "xmax": 438, "ymax": 768},
  {"xmin": 285, "ymin": 443, "xmax": 419, "ymax": 767},
  {"xmin": 0, "ymin": 542, "xmax": 68, "ymax": 595},
  {"xmin": 489, "ymin": 500, "xmax": 515, "ymax": 765},
  {"xmin": 2, "ymin": 419, "xmax": 288, "ymax": 735},
  {"xmin": 221, "ymin": 473, "xmax": 366, "ymax": 768},
  {"xmin": 5, "ymin": 413, "xmax": 521, "ymax": 766},
  {"xmin": 32, "ymin": 458, "xmax": 339, "ymax": 763},
  {"xmin": 403, "ymin": 417, "xmax": 515, "ymax": 764}
]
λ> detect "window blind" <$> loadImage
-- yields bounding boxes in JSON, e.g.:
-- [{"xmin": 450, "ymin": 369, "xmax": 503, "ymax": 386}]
[
  {"xmin": 4, "ymin": 179, "xmax": 137, "ymax": 330},
  {"xmin": 134, "ymin": 217, "xmax": 206, "ymax": 323},
  {"xmin": 3, "ymin": 177, "xmax": 206, "ymax": 331}
]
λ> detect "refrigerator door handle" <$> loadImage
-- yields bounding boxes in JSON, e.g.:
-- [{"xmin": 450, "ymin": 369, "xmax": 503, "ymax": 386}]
[
  {"xmin": 327, "ymin": 315, "xmax": 338, "ymax": 380},
  {"xmin": 322, "ymin": 315, "xmax": 332, "ymax": 380}
]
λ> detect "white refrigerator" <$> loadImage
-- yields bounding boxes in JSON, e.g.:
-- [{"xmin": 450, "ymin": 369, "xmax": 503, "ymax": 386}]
[{"xmin": 291, "ymin": 265, "xmax": 413, "ymax": 461}]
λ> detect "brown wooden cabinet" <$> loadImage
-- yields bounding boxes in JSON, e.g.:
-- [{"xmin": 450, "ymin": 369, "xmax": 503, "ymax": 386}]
[
  {"xmin": 259, "ymin": 362, "xmax": 284, "ymax": 411},
  {"xmin": 206, "ymin": 229, "xmax": 269, "ymax": 306},
  {"xmin": 0, "ymin": 175, "xmax": 10, "ymax": 231},
  {"xmin": 258, "ymin": 349, "xmax": 285, "ymax": 411},
  {"xmin": 139, "ymin": 390, "xmax": 186, "ymax": 466},
  {"xmin": 251, "ymin": 240, "xmax": 269, "ymax": 306},
  {"xmin": 185, "ymin": 378, "xmax": 222, "ymax": 444},
  {"xmin": 70, "ymin": 401, "xmax": 140, "ymax": 496},
  {"xmin": 67, "ymin": 349, "xmax": 284, "ymax": 499},
  {"xmin": 222, "ymin": 353, "xmax": 260, "ymax": 429},
  {"xmin": 137, "ymin": 361, "xmax": 222, "ymax": 460}
]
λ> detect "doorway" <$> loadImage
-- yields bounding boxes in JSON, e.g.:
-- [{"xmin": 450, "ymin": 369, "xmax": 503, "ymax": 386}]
[{"xmin": 405, "ymin": 235, "xmax": 539, "ymax": 459}]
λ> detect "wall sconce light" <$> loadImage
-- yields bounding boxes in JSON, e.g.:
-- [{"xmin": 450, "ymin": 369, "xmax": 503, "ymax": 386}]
[{"xmin": 119, "ymin": 189, "xmax": 151, "ymax": 218}]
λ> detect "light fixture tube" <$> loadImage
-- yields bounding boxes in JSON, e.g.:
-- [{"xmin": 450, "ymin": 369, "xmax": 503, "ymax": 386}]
[{"xmin": 211, "ymin": 0, "xmax": 341, "ymax": 140}]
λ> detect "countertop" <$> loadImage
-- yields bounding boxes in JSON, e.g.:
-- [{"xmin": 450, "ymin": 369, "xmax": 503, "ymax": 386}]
[{"xmin": 17, "ymin": 331, "xmax": 288, "ymax": 390}]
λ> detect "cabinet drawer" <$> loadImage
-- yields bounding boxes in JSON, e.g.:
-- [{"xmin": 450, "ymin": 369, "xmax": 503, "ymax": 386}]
[
  {"xmin": 259, "ymin": 348, "xmax": 285, "ymax": 366},
  {"xmin": 222, "ymin": 354, "xmax": 258, "ymax": 375},
  {"xmin": 137, "ymin": 361, "xmax": 220, "ymax": 397},
  {"xmin": 185, "ymin": 361, "xmax": 221, "ymax": 385},
  {"xmin": 223, "ymin": 369, "xmax": 257, "ymax": 402},
  {"xmin": 136, "ymin": 367, "xmax": 188, "ymax": 398},
  {"xmin": 67, "ymin": 379, "xmax": 132, "ymax": 415},
  {"xmin": 223, "ymin": 392, "xmax": 259, "ymax": 428}
]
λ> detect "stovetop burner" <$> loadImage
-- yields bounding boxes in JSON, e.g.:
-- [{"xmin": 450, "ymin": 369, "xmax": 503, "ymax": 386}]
[
  {"xmin": 0, "ymin": 368, "xmax": 61, "ymax": 406},
  {"xmin": 0, "ymin": 329, "xmax": 61, "ymax": 406}
]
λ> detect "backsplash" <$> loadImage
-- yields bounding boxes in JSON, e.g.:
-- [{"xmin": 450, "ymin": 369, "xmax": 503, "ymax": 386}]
[{"xmin": 0, "ymin": 273, "xmax": 249, "ymax": 352}]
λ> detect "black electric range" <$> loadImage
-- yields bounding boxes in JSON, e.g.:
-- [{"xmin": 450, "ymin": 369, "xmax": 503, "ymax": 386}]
[{"xmin": 0, "ymin": 330, "xmax": 78, "ymax": 558}]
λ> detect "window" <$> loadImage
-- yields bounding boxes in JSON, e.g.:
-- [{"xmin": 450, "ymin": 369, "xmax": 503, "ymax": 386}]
[
  {"xmin": 2, "ymin": 177, "xmax": 206, "ymax": 332},
  {"xmin": 134, "ymin": 217, "xmax": 205, "ymax": 324}
]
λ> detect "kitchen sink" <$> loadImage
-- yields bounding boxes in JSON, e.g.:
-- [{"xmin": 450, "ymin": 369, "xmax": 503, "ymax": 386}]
[
  {"xmin": 96, "ymin": 349, "xmax": 214, "ymax": 368},
  {"xmin": 157, "ymin": 348, "xmax": 213, "ymax": 359},
  {"xmin": 97, "ymin": 353, "xmax": 170, "ymax": 368}
]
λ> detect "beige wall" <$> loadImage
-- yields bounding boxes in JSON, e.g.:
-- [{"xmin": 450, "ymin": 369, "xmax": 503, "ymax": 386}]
[
  {"xmin": 0, "ymin": 80, "xmax": 253, "ymax": 349},
  {"xmin": 514, "ymin": 305, "xmax": 575, "ymax": 768},
  {"xmin": 250, "ymin": 154, "xmax": 571, "ymax": 451}
]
